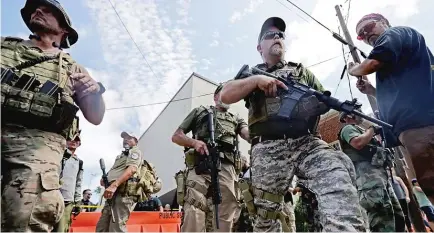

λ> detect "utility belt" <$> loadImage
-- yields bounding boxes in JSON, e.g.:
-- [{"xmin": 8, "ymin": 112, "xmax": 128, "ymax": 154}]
[
  {"xmin": 251, "ymin": 131, "xmax": 310, "ymax": 147},
  {"xmin": 249, "ymin": 118, "xmax": 312, "ymax": 142},
  {"xmin": 1, "ymin": 69, "xmax": 78, "ymax": 138}
]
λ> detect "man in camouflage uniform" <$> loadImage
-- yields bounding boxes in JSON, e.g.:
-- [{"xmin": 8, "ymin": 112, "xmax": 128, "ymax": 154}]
[
  {"xmin": 219, "ymin": 17, "xmax": 366, "ymax": 232},
  {"xmin": 1, "ymin": 0, "xmax": 106, "ymax": 231},
  {"xmin": 95, "ymin": 132, "xmax": 143, "ymax": 232},
  {"xmin": 54, "ymin": 118, "xmax": 84, "ymax": 232},
  {"xmin": 339, "ymin": 111, "xmax": 405, "ymax": 232},
  {"xmin": 172, "ymin": 84, "xmax": 250, "ymax": 232}
]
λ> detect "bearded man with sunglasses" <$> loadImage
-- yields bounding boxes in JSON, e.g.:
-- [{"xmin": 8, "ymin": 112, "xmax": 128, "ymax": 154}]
[
  {"xmin": 348, "ymin": 13, "xmax": 434, "ymax": 205},
  {"xmin": 220, "ymin": 17, "xmax": 366, "ymax": 232}
]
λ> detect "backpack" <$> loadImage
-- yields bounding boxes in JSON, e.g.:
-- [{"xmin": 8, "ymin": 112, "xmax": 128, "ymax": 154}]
[{"xmin": 136, "ymin": 160, "xmax": 162, "ymax": 200}]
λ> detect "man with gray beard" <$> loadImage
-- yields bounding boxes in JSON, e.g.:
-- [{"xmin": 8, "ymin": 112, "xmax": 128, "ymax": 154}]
[{"xmin": 219, "ymin": 17, "xmax": 366, "ymax": 232}]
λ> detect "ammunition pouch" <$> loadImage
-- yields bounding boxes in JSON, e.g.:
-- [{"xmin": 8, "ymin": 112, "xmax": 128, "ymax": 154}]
[
  {"xmin": 175, "ymin": 170, "xmax": 187, "ymax": 206},
  {"xmin": 118, "ymin": 177, "xmax": 140, "ymax": 198},
  {"xmin": 184, "ymin": 180, "xmax": 209, "ymax": 212},
  {"xmin": 1, "ymin": 79, "xmax": 79, "ymax": 138},
  {"xmin": 239, "ymin": 178, "xmax": 290, "ymax": 232}
]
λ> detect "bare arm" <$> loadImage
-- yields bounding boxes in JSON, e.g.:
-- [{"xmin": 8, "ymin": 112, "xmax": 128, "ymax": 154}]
[
  {"xmin": 172, "ymin": 128, "xmax": 198, "ymax": 148},
  {"xmin": 78, "ymin": 94, "xmax": 105, "ymax": 125},
  {"xmin": 220, "ymin": 77, "xmax": 259, "ymax": 104},
  {"xmin": 348, "ymin": 59, "xmax": 384, "ymax": 77},
  {"xmin": 239, "ymin": 126, "xmax": 250, "ymax": 143},
  {"xmin": 396, "ymin": 176, "xmax": 409, "ymax": 198},
  {"xmin": 349, "ymin": 127, "xmax": 376, "ymax": 150},
  {"xmin": 111, "ymin": 166, "xmax": 137, "ymax": 188}
]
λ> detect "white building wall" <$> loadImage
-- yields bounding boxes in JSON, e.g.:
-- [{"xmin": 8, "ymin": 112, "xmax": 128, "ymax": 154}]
[
  {"xmin": 137, "ymin": 75, "xmax": 193, "ymax": 195},
  {"xmin": 138, "ymin": 73, "xmax": 250, "ymax": 196}
]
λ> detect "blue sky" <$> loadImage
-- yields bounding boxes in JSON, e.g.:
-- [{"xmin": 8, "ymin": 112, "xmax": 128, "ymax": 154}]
[{"xmin": 2, "ymin": 0, "xmax": 432, "ymax": 203}]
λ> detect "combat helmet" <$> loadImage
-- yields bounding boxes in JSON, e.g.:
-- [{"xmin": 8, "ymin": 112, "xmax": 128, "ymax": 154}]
[{"xmin": 21, "ymin": 0, "xmax": 78, "ymax": 48}]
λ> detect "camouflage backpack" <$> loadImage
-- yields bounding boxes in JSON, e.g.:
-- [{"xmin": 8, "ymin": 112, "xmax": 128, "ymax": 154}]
[{"xmin": 136, "ymin": 160, "xmax": 162, "ymax": 201}]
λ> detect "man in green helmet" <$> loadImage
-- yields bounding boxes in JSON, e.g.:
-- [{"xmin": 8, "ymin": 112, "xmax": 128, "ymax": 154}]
[{"xmin": 1, "ymin": 0, "xmax": 106, "ymax": 231}]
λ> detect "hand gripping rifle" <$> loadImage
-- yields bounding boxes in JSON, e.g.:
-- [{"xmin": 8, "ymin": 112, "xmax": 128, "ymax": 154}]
[
  {"xmin": 206, "ymin": 108, "xmax": 222, "ymax": 229},
  {"xmin": 99, "ymin": 158, "xmax": 115, "ymax": 223},
  {"xmin": 374, "ymin": 111, "xmax": 396, "ymax": 183},
  {"xmin": 236, "ymin": 64, "xmax": 393, "ymax": 129}
]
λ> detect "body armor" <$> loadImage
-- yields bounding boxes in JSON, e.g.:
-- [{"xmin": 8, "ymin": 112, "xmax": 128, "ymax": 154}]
[
  {"xmin": 1, "ymin": 37, "xmax": 79, "ymax": 138},
  {"xmin": 244, "ymin": 62, "xmax": 320, "ymax": 137},
  {"xmin": 194, "ymin": 106, "xmax": 240, "ymax": 167}
]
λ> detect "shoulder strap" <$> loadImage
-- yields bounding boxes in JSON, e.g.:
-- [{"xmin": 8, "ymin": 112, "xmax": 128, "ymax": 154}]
[
  {"xmin": 3, "ymin": 36, "xmax": 24, "ymax": 42},
  {"xmin": 78, "ymin": 159, "xmax": 83, "ymax": 171}
]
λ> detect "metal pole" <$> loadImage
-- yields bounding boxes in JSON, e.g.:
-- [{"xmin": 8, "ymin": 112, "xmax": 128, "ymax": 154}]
[
  {"xmin": 334, "ymin": 5, "xmax": 379, "ymax": 113},
  {"xmin": 335, "ymin": 5, "xmax": 427, "ymax": 232}
]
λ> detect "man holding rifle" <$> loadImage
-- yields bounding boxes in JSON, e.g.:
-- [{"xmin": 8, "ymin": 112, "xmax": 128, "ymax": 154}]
[
  {"xmin": 348, "ymin": 13, "xmax": 434, "ymax": 204},
  {"xmin": 171, "ymin": 84, "xmax": 250, "ymax": 232},
  {"xmin": 95, "ymin": 132, "xmax": 143, "ymax": 232},
  {"xmin": 219, "ymin": 17, "xmax": 366, "ymax": 232}
]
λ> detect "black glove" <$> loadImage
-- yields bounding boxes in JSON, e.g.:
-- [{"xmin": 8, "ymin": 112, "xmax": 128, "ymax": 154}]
[
  {"xmin": 71, "ymin": 204, "xmax": 81, "ymax": 217},
  {"xmin": 370, "ymin": 125, "xmax": 382, "ymax": 135},
  {"xmin": 292, "ymin": 95, "xmax": 330, "ymax": 119}
]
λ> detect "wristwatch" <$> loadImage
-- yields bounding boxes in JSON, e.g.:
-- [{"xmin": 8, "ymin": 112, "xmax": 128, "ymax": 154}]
[{"xmin": 97, "ymin": 82, "xmax": 106, "ymax": 94}]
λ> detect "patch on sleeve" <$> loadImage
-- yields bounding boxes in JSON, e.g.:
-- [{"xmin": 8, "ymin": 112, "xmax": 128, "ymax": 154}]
[{"xmin": 130, "ymin": 152, "xmax": 140, "ymax": 160}]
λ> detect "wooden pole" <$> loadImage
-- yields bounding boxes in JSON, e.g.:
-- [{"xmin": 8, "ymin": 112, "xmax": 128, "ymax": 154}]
[
  {"xmin": 335, "ymin": 5, "xmax": 427, "ymax": 232},
  {"xmin": 334, "ymin": 5, "xmax": 378, "ymax": 112}
]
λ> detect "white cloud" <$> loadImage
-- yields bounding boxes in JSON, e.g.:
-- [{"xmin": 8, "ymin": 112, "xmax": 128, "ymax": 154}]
[
  {"xmin": 210, "ymin": 40, "xmax": 219, "ymax": 47},
  {"xmin": 201, "ymin": 58, "xmax": 212, "ymax": 70},
  {"xmin": 236, "ymin": 35, "xmax": 249, "ymax": 43},
  {"xmin": 79, "ymin": 0, "xmax": 198, "ymax": 195},
  {"xmin": 212, "ymin": 30, "xmax": 220, "ymax": 38},
  {"xmin": 229, "ymin": 0, "xmax": 264, "ymax": 23}
]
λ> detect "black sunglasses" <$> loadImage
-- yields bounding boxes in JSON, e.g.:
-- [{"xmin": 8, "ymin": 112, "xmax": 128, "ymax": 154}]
[{"xmin": 261, "ymin": 31, "xmax": 285, "ymax": 41}]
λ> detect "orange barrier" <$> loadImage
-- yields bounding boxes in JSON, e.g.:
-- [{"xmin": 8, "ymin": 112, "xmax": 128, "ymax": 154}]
[{"xmin": 70, "ymin": 211, "xmax": 182, "ymax": 232}]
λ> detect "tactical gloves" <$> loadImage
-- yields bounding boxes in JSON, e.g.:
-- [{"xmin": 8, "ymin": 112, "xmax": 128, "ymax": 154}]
[
  {"xmin": 370, "ymin": 125, "xmax": 383, "ymax": 135},
  {"xmin": 292, "ymin": 95, "xmax": 330, "ymax": 120}
]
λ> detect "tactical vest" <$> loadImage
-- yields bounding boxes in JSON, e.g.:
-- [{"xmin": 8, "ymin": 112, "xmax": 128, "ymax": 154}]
[
  {"xmin": 338, "ymin": 125, "xmax": 379, "ymax": 162},
  {"xmin": 245, "ymin": 62, "xmax": 319, "ymax": 137},
  {"xmin": 193, "ymin": 105, "xmax": 241, "ymax": 166},
  {"xmin": 1, "ymin": 37, "xmax": 79, "ymax": 138}
]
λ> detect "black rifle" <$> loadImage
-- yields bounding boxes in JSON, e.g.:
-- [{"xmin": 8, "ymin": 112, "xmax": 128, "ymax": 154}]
[
  {"xmin": 99, "ymin": 158, "xmax": 115, "ymax": 223},
  {"xmin": 236, "ymin": 64, "xmax": 393, "ymax": 129},
  {"xmin": 374, "ymin": 111, "xmax": 396, "ymax": 183},
  {"xmin": 194, "ymin": 108, "xmax": 222, "ymax": 229},
  {"xmin": 207, "ymin": 108, "xmax": 222, "ymax": 229}
]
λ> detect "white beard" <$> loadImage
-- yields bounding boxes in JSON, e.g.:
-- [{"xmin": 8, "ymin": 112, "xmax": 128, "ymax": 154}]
[{"xmin": 217, "ymin": 102, "xmax": 230, "ymax": 110}]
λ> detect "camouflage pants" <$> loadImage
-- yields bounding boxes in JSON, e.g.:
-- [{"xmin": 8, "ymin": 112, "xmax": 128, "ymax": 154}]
[
  {"xmin": 232, "ymin": 203, "xmax": 254, "ymax": 232},
  {"xmin": 1, "ymin": 125, "xmax": 66, "ymax": 232},
  {"xmin": 53, "ymin": 202, "xmax": 74, "ymax": 232},
  {"xmin": 251, "ymin": 135, "xmax": 366, "ymax": 232},
  {"xmin": 354, "ymin": 161, "xmax": 405, "ymax": 232},
  {"xmin": 95, "ymin": 193, "xmax": 136, "ymax": 232}
]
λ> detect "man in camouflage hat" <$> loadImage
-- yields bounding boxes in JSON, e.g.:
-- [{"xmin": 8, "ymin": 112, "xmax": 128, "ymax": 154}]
[
  {"xmin": 219, "ymin": 17, "xmax": 366, "ymax": 232},
  {"xmin": 1, "ymin": 0, "xmax": 106, "ymax": 231},
  {"xmin": 172, "ymin": 83, "xmax": 250, "ymax": 232},
  {"xmin": 348, "ymin": 13, "xmax": 434, "ymax": 204},
  {"xmin": 95, "ymin": 131, "xmax": 143, "ymax": 232},
  {"xmin": 339, "ymin": 111, "xmax": 405, "ymax": 232}
]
